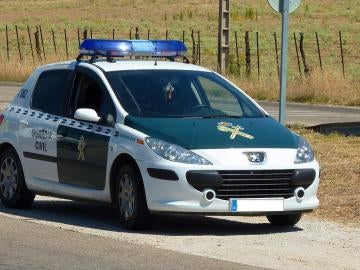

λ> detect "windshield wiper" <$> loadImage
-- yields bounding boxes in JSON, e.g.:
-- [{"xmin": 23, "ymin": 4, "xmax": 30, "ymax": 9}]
[{"xmin": 201, "ymin": 115, "xmax": 243, "ymax": 119}]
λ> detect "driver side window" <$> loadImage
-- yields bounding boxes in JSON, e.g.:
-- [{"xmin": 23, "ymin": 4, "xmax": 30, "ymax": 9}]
[{"xmin": 71, "ymin": 72, "xmax": 116, "ymax": 127}]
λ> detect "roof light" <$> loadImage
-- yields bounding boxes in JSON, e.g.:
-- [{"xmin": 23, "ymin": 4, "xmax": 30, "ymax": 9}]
[{"xmin": 79, "ymin": 39, "xmax": 187, "ymax": 58}]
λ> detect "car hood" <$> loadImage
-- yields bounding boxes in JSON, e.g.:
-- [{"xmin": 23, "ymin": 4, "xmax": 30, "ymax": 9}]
[{"xmin": 124, "ymin": 116, "xmax": 299, "ymax": 150}]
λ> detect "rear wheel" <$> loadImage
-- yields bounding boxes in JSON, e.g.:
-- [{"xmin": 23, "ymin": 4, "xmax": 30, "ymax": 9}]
[
  {"xmin": 0, "ymin": 148, "xmax": 35, "ymax": 208},
  {"xmin": 266, "ymin": 213, "xmax": 302, "ymax": 226},
  {"xmin": 115, "ymin": 164, "xmax": 149, "ymax": 230}
]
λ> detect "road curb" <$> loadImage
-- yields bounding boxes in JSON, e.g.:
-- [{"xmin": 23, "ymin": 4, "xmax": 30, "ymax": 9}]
[{"xmin": 257, "ymin": 100, "xmax": 360, "ymax": 112}]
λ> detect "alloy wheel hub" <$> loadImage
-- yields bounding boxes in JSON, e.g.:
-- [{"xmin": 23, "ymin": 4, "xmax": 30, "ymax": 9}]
[
  {"xmin": 0, "ymin": 157, "xmax": 18, "ymax": 199},
  {"xmin": 118, "ymin": 174, "xmax": 135, "ymax": 219}
]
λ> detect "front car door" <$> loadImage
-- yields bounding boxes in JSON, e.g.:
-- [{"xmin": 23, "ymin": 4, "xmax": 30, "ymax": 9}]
[{"xmin": 57, "ymin": 67, "xmax": 117, "ymax": 190}]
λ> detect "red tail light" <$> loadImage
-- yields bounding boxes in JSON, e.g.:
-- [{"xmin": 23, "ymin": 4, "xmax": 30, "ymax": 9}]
[{"xmin": 0, "ymin": 114, "xmax": 4, "ymax": 126}]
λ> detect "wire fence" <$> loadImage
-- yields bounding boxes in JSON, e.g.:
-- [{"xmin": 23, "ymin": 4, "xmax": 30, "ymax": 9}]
[{"xmin": 1, "ymin": 25, "xmax": 359, "ymax": 80}]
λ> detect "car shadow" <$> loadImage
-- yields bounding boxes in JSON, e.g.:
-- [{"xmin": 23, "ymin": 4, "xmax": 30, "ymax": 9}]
[{"xmin": 0, "ymin": 198, "xmax": 303, "ymax": 236}]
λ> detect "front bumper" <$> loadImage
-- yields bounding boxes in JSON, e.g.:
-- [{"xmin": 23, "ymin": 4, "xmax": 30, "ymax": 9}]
[{"xmin": 137, "ymin": 150, "xmax": 320, "ymax": 215}]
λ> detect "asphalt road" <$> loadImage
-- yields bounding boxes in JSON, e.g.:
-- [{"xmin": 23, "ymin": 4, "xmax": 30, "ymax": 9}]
[
  {"xmin": 1, "ymin": 83, "xmax": 359, "ymax": 126},
  {"xmin": 1, "ymin": 197, "xmax": 360, "ymax": 270},
  {"xmin": 0, "ymin": 215, "xmax": 262, "ymax": 270}
]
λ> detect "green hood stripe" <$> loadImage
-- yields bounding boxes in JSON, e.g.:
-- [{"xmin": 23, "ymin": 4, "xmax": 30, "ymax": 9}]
[{"xmin": 124, "ymin": 116, "xmax": 299, "ymax": 150}]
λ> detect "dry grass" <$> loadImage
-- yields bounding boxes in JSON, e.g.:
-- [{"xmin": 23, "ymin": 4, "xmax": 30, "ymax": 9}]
[
  {"xmin": 0, "ymin": 0, "xmax": 360, "ymax": 106},
  {"xmin": 0, "ymin": 59, "xmax": 38, "ymax": 83},
  {"xmin": 230, "ymin": 69, "xmax": 360, "ymax": 106},
  {"xmin": 0, "ymin": 54, "xmax": 67, "ymax": 82},
  {"xmin": 292, "ymin": 127, "xmax": 360, "ymax": 225},
  {"xmin": 0, "ymin": 0, "xmax": 359, "ymax": 105},
  {"xmin": 1, "ymin": 0, "xmax": 358, "ymax": 64}
]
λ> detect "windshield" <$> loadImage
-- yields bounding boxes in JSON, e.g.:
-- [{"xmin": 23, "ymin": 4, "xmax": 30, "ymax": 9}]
[{"xmin": 106, "ymin": 70, "xmax": 265, "ymax": 118}]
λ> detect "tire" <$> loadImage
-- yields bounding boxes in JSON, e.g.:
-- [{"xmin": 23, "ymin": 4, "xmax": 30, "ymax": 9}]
[
  {"xmin": 115, "ymin": 164, "xmax": 149, "ymax": 230},
  {"xmin": 266, "ymin": 213, "xmax": 302, "ymax": 226},
  {"xmin": 0, "ymin": 147, "xmax": 35, "ymax": 208}
]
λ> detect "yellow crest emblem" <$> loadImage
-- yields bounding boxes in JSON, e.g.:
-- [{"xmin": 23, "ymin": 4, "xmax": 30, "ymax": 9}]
[{"xmin": 217, "ymin": 122, "xmax": 254, "ymax": 140}]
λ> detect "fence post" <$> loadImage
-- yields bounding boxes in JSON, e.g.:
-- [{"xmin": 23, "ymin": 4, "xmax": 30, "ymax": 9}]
[
  {"xmin": 83, "ymin": 29, "xmax": 88, "ymax": 40},
  {"xmin": 39, "ymin": 25, "xmax": 46, "ymax": 60},
  {"xmin": 299, "ymin": 33, "xmax": 310, "ymax": 75},
  {"xmin": 293, "ymin": 32, "xmax": 302, "ymax": 77},
  {"xmin": 5, "ymin": 25, "xmax": 10, "ymax": 60},
  {"xmin": 197, "ymin": 31, "xmax": 201, "ymax": 65},
  {"xmin": 273, "ymin": 32, "xmax": 280, "ymax": 78},
  {"xmin": 315, "ymin": 32, "xmax": 323, "ymax": 72},
  {"xmin": 191, "ymin": 30, "xmax": 196, "ymax": 64},
  {"xmin": 235, "ymin": 31, "xmax": 240, "ymax": 74},
  {"xmin": 51, "ymin": 29, "xmax": 57, "ymax": 54},
  {"xmin": 113, "ymin": 29, "xmax": 115, "ymax": 40},
  {"xmin": 135, "ymin": 27, "xmax": 140, "ymax": 40},
  {"xmin": 90, "ymin": 28, "xmax": 93, "ymax": 39},
  {"xmin": 77, "ymin": 28, "xmax": 81, "ymax": 47},
  {"xmin": 15, "ymin": 25, "xmax": 23, "ymax": 61},
  {"xmin": 27, "ymin": 26, "xmax": 34, "ymax": 61},
  {"xmin": 34, "ymin": 27, "xmax": 41, "ymax": 60},
  {"xmin": 182, "ymin": 30, "xmax": 185, "ymax": 43},
  {"xmin": 64, "ymin": 28, "xmax": 69, "ymax": 59},
  {"xmin": 165, "ymin": 29, "xmax": 168, "ymax": 40},
  {"xmin": 129, "ymin": 28, "xmax": 132, "ymax": 39},
  {"xmin": 245, "ymin": 31, "xmax": 251, "ymax": 77},
  {"xmin": 256, "ymin": 32, "xmax": 260, "ymax": 78},
  {"xmin": 147, "ymin": 29, "xmax": 150, "ymax": 40},
  {"xmin": 339, "ymin": 31, "xmax": 345, "ymax": 78}
]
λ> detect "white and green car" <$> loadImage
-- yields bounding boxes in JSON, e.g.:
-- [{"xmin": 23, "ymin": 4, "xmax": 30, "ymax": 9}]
[{"xmin": 0, "ymin": 40, "xmax": 319, "ymax": 229}]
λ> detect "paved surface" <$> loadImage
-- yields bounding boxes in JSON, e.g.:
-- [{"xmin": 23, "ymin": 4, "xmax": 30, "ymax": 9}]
[
  {"xmin": 1, "ymin": 83, "xmax": 359, "ymax": 126},
  {"xmin": 258, "ymin": 101, "xmax": 360, "ymax": 126},
  {"xmin": 0, "ymin": 215, "xmax": 261, "ymax": 270},
  {"xmin": 1, "ymin": 196, "xmax": 359, "ymax": 270}
]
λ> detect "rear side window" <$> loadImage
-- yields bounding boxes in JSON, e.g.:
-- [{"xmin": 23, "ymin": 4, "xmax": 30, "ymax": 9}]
[{"xmin": 31, "ymin": 70, "xmax": 73, "ymax": 116}]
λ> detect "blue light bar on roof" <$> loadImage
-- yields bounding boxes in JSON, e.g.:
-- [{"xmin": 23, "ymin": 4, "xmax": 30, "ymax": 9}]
[{"xmin": 79, "ymin": 39, "xmax": 187, "ymax": 57}]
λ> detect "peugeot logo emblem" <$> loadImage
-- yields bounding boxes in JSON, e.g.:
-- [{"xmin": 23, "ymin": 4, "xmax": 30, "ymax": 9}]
[{"xmin": 244, "ymin": 152, "xmax": 266, "ymax": 164}]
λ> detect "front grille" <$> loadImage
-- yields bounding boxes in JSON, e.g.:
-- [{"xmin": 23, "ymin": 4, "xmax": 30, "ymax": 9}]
[{"xmin": 215, "ymin": 170, "xmax": 309, "ymax": 200}]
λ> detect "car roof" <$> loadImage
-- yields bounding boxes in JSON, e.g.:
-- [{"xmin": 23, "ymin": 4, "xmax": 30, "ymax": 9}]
[
  {"xmin": 39, "ymin": 60, "xmax": 212, "ymax": 73},
  {"xmin": 93, "ymin": 60, "xmax": 211, "ymax": 73}
]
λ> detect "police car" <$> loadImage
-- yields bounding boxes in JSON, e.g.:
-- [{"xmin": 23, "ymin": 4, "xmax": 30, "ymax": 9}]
[{"xmin": 0, "ymin": 39, "xmax": 319, "ymax": 229}]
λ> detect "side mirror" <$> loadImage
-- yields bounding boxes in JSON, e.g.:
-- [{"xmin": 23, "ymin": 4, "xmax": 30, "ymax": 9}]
[{"xmin": 74, "ymin": 108, "xmax": 101, "ymax": 123}]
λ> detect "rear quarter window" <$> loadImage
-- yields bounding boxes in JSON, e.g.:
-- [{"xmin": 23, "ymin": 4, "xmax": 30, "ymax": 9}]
[{"xmin": 31, "ymin": 69, "xmax": 73, "ymax": 116}]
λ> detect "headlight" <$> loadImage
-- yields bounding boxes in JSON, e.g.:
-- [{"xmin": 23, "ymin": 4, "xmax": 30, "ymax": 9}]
[
  {"xmin": 295, "ymin": 137, "xmax": 314, "ymax": 164},
  {"xmin": 145, "ymin": 137, "xmax": 212, "ymax": 165}
]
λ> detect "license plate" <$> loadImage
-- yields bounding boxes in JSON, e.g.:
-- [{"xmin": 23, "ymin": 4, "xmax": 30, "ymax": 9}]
[{"xmin": 230, "ymin": 198, "xmax": 284, "ymax": 213}]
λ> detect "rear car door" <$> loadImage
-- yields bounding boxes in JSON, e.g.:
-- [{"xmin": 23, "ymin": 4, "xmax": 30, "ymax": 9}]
[
  {"xmin": 57, "ymin": 67, "xmax": 117, "ymax": 190},
  {"xmin": 21, "ymin": 69, "xmax": 74, "ymax": 182}
]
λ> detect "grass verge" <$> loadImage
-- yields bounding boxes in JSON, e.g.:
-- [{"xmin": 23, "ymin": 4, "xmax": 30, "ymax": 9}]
[
  {"xmin": 292, "ymin": 127, "xmax": 360, "ymax": 225},
  {"xmin": 0, "ymin": 0, "xmax": 359, "ymax": 106}
]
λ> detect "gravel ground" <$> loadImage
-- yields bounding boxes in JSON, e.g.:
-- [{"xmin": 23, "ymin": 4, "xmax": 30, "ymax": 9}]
[{"xmin": 1, "ymin": 196, "xmax": 359, "ymax": 270}]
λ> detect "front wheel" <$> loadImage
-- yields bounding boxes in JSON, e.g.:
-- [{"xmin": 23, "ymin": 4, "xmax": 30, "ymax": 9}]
[
  {"xmin": 266, "ymin": 213, "xmax": 302, "ymax": 226},
  {"xmin": 0, "ymin": 148, "xmax": 35, "ymax": 208},
  {"xmin": 115, "ymin": 164, "xmax": 149, "ymax": 230}
]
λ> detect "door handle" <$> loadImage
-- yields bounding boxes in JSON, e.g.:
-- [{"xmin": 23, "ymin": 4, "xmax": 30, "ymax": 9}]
[
  {"xmin": 57, "ymin": 130, "xmax": 67, "ymax": 139},
  {"xmin": 20, "ymin": 119, "xmax": 29, "ymax": 125}
]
